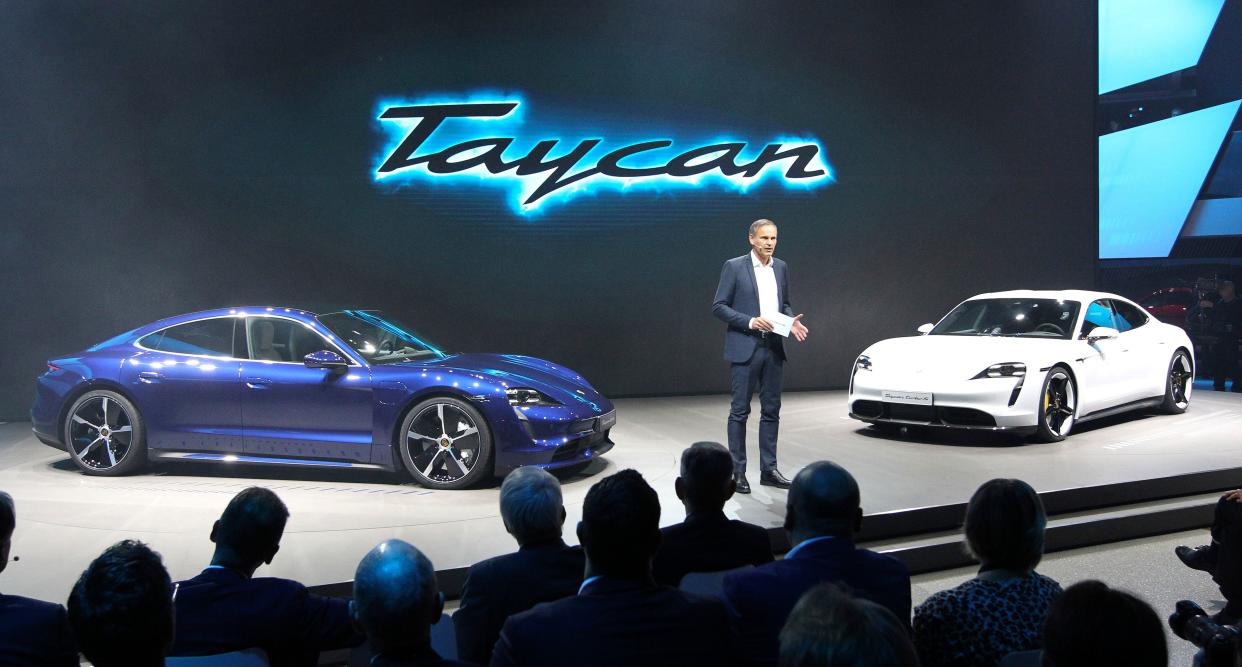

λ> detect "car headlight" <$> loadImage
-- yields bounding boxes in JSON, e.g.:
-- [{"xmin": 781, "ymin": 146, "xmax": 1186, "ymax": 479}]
[
  {"xmin": 972, "ymin": 362, "xmax": 1026, "ymax": 379},
  {"xmin": 507, "ymin": 387, "xmax": 560, "ymax": 406},
  {"xmin": 855, "ymin": 355, "xmax": 873, "ymax": 371}
]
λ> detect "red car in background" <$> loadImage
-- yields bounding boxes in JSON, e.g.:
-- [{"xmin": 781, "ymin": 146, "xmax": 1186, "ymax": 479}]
[{"xmin": 1138, "ymin": 287, "xmax": 1197, "ymax": 326}]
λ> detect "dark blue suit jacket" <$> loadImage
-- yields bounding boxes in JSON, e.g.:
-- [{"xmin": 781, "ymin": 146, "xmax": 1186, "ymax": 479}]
[
  {"xmin": 454, "ymin": 539, "xmax": 584, "ymax": 664},
  {"xmin": 723, "ymin": 537, "xmax": 911, "ymax": 667},
  {"xmin": 652, "ymin": 511, "xmax": 773, "ymax": 586},
  {"xmin": 170, "ymin": 567, "xmax": 363, "ymax": 667},
  {"xmin": 490, "ymin": 577, "xmax": 736, "ymax": 667},
  {"xmin": 712, "ymin": 253, "xmax": 793, "ymax": 363},
  {"xmin": 0, "ymin": 593, "xmax": 78, "ymax": 666}
]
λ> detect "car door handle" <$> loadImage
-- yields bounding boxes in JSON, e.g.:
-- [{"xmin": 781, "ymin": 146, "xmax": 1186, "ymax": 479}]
[
  {"xmin": 245, "ymin": 377, "xmax": 273, "ymax": 389},
  {"xmin": 138, "ymin": 371, "xmax": 161, "ymax": 384}
]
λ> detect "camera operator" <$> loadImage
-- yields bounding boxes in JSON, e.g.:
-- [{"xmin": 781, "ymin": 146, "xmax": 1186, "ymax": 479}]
[
  {"xmin": 1189, "ymin": 280, "xmax": 1242, "ymax": 392},
  {"xmin": 1172, "ymin": 490, "xmax": 1242, "ymax": 666},
  {"xmin": 1169, "ymin": 600, "xmax": 1242, "ymax": 667}
]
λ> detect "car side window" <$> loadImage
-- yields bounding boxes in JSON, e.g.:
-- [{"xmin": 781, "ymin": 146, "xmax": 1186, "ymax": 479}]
[
  {"xmin": 141, "ymin": 318, "xmax": 236, "ymax": 357},
  {"xmin": 1110, "ymin": 300, "xmax": 1149, "ymax": 333},
  {"xmin": 246, "ymin": 317, "xmax": 339, "ymax": 363},
  {"xmin": 1080, "ymin": 300, "xmax": 1116, "ymax": 337}
]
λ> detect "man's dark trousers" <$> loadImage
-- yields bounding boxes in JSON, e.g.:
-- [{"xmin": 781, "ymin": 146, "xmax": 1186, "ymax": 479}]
[{"xmin": 729, "ymin": 335, "xmax": 782, "ymax": 475}]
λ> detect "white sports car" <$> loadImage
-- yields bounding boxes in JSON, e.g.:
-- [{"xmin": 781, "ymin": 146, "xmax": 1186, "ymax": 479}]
[{"xmin": 848, "ymin": 290, "xmax": 1194, "ymax": 441}]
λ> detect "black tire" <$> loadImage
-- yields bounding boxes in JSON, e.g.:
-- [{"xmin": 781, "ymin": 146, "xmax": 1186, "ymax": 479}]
[
  {"xmin": 62, "ymin": 389, "xmax": 147, "ymax": 476},
  {"xmin": 1159, "ymin": 350, "xmax": 1194, "ymax": 414},
  {"xmin": 1034, "ymin": 366, "xmax": 1077, "ymax": 443},
  {"xmin": 398, "ymin": 397, "xmax": 494, "ymax": 490}
]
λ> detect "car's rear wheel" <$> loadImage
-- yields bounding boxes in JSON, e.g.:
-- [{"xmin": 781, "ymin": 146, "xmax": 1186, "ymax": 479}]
[
  {"xmin": 399, "ymin": 397, "xmax": 494, "ymax": 490},
  {"xmin": 1035, "ymin": 366, "xmax": 1076, "ymax": 443},
  {"xmin": 63, "ymin": 389, "xmax": 147, "ymax": 476},
  {"xmin": 1160, "ymin": 350, "xmax": 1193, "ymax": 414}
]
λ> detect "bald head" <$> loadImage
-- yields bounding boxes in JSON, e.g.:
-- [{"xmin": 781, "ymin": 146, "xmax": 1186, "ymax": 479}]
[
  {"xmin": 353, "ymin": 539, "xmax": 443, "ymax": 652},
  {"xmin": 784, "ymin": 461, "xmax": 862, "ymax": 543}
]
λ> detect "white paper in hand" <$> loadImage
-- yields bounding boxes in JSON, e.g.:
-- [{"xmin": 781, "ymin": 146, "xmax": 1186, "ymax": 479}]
[{"xmin": 765, "ymin": 312, "xmax": 795, "ymax": 337}]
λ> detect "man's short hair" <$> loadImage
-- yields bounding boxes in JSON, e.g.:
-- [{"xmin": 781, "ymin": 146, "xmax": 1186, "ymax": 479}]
[
  {"xmin": 779, "ymin": 582, "xmax": 917, "ymax": 667},
  {"xmin": 964, "ymin": 478, "xmax": 1046, "ymax": 572},
  {"xmin": 500, "ymin": 467, "xmax": 563, "ymax": 543},
  {"xmin": 354, "ymin": 539, "xmax": 439, "ymax": 649},
  {"xmin": 579, "ymin": 469, "xmax": 661, "ymax": 577},
  {"xmin": 68, "ymin": 540, "xmax": 173, "ymax": 667},
  {"xmin": 680, "ymin": 442, "xmax": 734, "ymax": 509},
  {"xmin": 215, "ymin": 487, "xmax": 289, "ymax": 561},
  {"xmin": 749, "ymin": 219, "xmax": 777, "ymax": 236},
  {"xmin": 787, "ymin": 461, "xmax": 860, "ymax": 538},
  {"xmin": 1042, "ymin": 580, "xmax": 1166, "ymax": 667},
  {"xmin": 0, "ymin": 491, "xmax": 13, "ymax": 539}
]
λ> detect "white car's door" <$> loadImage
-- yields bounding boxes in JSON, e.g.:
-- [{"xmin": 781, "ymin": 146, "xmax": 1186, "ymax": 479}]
[
  {"xmin": 1110, "ymin": 299, "xmax": 1168, "ymax": 401},
  {"xmin": 1073, "ymin": 299, "xmax": 1129, "ymax": 415}
]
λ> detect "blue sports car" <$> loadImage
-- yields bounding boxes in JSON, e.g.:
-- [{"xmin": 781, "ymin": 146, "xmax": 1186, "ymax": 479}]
[{"xmin": 31, "ymin": 308, "xmax": 616, "ymax": 489}]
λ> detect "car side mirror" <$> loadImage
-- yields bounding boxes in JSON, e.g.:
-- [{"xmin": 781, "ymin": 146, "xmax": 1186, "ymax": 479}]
[
  {"xmin": 304, "ymin": 350, "xmax": 349, "ymax": 369},
  {"xmin": 916, "ymin": 323, "xmax": 935, "ymax": 335},
  {"xmin": 1086, "ymin": 327, "xmax": 1119, "ymax": 342}
]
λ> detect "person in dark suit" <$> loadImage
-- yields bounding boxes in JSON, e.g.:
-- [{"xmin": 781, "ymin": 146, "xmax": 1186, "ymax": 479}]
[
  {"xmin": 352, "ymin": 539, "xmax": 472, "ymax": 667},
  {"xmin": 490, "ymin": 469, "xmax": 736, "ymax": 667},
  {"xmin": 712, "ymin": 219, "xmax": 809, "ymax": 494},
  {"xmin": 653, "ymin": 442, "xmax": 773, "ymax": 586},
  {"xmin": 0, "ymin": 491, "xmax": 79, "ymax": 666},
  {"xmin": 68, "ymin": 539, "xmax": 174, "ymax": 667},
  {"xmin": 723, "ymin": 461, "xmax": 911, "ymax": 667},
  {"xmin": 169, "ymin": 487, "xmax": 363, "ymax": 666},
  {"xmin": 455, "ymin": 467, "xmax": 584, "ymax": 664}
]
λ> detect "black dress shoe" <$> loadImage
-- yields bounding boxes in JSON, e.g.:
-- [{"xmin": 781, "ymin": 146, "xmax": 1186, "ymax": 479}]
[
  {"xmin": 735, "ymin": 474, "xmax": 751, "ymax": 495},
  {"xmin": 1176, "ymin": 545, "xmax": 1214, "ymax": 572},
  {"xmin": 760, "ymin": 470, "xmax": 792, "ymax": 489}
]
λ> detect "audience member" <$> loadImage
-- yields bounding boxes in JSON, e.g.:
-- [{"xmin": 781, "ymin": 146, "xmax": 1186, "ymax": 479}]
[
  {"xmin": 1176, "ymin": 489, "xmax": 1242, "ymax": 624},
  {"xmin": 0, "ymin": 491, "xmax": 78, "ymax": 666},
  {"xmin": 913, "ymin": 479, "xmax": 1061, "ymax": 667},
  {"xmin": 652, "ymin": 442, "xmax": 773, "ymax": 586},
  {"xmin": 455, "ymin": 467, "xmax": 584, "ymax": 664},
  {"xmin": 724, "ymin": 461, "xmax": 910, "ymax": 667},
  {"xmin": 491, "ymin": 469, "xmax": 735, "ymax": 667},
  {"xmin": 68, "ymin": 539, "xmax": 173, "ymax": 667},
  {"xmin": 779, "ymin": 582, "xmax": 918, "ymax": 667},
  {"xmin": 1041, "ymin": 580, "xmax": 1166, "ymax": 667},
  {"xmin": 170, "ymin": 487, "xmax": 362, "ymax": 666},
  {"xmin": 353, "ymin": 539, "xmax": 471, "ymax": 666}
]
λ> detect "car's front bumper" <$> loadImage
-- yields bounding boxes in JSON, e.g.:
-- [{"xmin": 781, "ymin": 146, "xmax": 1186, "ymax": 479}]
[
  {"xmin": 489, "ymin": 403, "xmax": 618, "ymax": 475},
  {"xmin": 848, "ymin": 370, "xmax": 1038, "ymax": 432}
]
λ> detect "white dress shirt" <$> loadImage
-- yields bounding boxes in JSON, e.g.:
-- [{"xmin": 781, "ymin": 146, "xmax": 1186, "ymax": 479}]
[{"xmin": 750, "ymin": 250, "xmax": 779, "ymax": 330}]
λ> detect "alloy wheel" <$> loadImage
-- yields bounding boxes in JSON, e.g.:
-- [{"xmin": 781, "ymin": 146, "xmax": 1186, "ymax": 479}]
[
  {"xmin": 404, "ymin": 402, "xmax": 483, "ymax": 484},
  {"xmin": 68, "ymin": 395, "xmax": 134, "ymax": 470}
]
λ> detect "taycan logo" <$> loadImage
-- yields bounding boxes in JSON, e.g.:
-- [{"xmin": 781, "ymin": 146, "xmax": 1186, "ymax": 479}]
[{"xmin": 373, "ymin": 94, "xmax": 834, "ymax": 214}]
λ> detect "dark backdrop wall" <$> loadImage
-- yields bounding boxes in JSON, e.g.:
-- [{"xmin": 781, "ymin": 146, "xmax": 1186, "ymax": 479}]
[{"xmin": 0, "ymin": 1, "xmax": 1096, "ymax": 420}]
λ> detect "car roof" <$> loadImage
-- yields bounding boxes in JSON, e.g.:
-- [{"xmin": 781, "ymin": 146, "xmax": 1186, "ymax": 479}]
[{"xmin": 964, "ymin": 289, "xmax": 1131, "ymax": 303}]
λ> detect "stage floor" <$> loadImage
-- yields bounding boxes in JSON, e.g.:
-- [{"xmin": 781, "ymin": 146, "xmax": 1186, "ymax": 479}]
[{"xmin": 2, "ymin": 385, "xmax": 1240, "ymax": 604}]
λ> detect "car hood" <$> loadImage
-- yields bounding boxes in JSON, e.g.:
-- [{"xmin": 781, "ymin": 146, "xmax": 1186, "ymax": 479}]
[
  {"xmin": 394, "ymin": 353, "xmax": 609, "ymax": 411},
  {"xmin": 861, "ymin": 335, "xmax": 1073, "ymax": 379}
]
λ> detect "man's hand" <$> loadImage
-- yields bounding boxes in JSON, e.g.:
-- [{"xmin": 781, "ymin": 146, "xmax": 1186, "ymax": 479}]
[
  {"xmin": 1223, "ymin": 489, "xmax": 1242, "ymax": 503},
  {"xmin": 750, "ymin": 317, "xmax": 775, "ymax": 332},
  {"xmin": 791, "ymin": 314, "xmax": 809, "ymax": 342}
]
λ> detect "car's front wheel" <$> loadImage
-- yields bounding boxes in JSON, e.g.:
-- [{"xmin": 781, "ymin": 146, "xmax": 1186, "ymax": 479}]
[
  {"xmin": 1035, "ymin": 366, "xmax": 1077, "ymax": 443},
  {"xmin": 63, "ymin": 389, "xmax": 147, "ymax": 476},
  {"xmin": 399, "ymin": 397, "xmax": 494, "ymax": 490},
  {"xmin": 1159, "ymin": 350, "xmax": 1193, "ymax": 414}
]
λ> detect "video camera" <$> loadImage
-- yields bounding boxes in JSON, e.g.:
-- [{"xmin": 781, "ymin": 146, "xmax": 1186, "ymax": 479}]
[{"xmin": 1170, "ymin": 600, "xmax": 1242, "ymax": 667}]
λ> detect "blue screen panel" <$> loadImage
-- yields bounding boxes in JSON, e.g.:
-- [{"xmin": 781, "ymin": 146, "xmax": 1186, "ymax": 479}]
[
  {"xmin": 1099, "ymin": 100, "xmax": 1241, "ymax": 259},
  {"xmin": 1099, "ymin": 0, "xmax": 1224, "ymax": 95}
]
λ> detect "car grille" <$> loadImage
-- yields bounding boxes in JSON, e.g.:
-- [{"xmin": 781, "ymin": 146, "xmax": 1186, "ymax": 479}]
[
  {"xmin": 851, "ymin": 400, "xmax": 996, "ymax": 428},
  {"xmin": 552, "ymin": 430, "xmax": 608, "ymax": 462}
]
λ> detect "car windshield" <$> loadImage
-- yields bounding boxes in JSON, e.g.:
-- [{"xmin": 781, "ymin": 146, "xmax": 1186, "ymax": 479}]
[
  {"xmin": 317, "ymin": 310, "xmax": 447, "ymax": 364},
  {"xmin": 930, "ymin": 298, "xmax": 1081, "ymax": 339}
]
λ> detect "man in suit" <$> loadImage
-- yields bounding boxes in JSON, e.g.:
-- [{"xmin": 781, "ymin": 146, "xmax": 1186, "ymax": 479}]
[
  {"xmin": 712, "ymin": 219, "xmax": 809, "ymax": 493},
  {"xmin": 455, "ymin": 467, "xmax": 585, "ymax": 664},
  {"xmin": 490, "ymin": 469, "xmax": 736, "ymax": 667},
  {"xmin": 353, "ymin": 539, "xmax": 472, "ymax": 667},
  {"xmin": 0, "ymin": 491, "xmax": 79, "ymax": 666},
  {"xmin": 723, "ymin": 461, "xmax": 911, "ymax": 667},
  {"xmin": 652, "ymin": 442, "xmax": 773, "ymax": 586},
  {"xmin": 68, "ymin": 539, "xmax": 174, "ymax": 667},
  {"xmin": 170, "ymin": 487, "xmax": 363, "ymax": 666}
]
